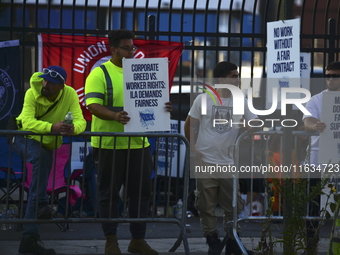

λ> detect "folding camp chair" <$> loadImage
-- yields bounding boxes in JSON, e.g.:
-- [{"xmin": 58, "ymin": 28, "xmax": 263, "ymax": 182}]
[
  {"xmin": 0, "ymin": 137, "xmax": 24, "ymax": 219},
  {"xmin": 24, "ymin": 144, "xmax": 83, "ymax": 231},
  {"xmin": 0, "ymin": 167, "xmax": 23, "ymax": 206}
]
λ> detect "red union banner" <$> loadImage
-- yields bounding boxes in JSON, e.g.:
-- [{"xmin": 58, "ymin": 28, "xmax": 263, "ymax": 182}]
[{"xmin": 38, "ymin": 33, "xmax": 183, "ymax": 120}]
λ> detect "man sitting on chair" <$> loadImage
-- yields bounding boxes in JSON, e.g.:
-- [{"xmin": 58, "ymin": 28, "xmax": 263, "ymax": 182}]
[{"xmin": 12, "ymin": 66, "xmax": 86, "ymax": 255}]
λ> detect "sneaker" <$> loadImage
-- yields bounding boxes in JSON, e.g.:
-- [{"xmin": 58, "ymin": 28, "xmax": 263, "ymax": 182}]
[
  {"xmin": 18, "ymin": 235, "xmax": 56, "ymax": 255},
  {"xmin": 127, "ymin": 238, "xmax": 159, "ymax": 255},
  {"xmin": 105, "ymin": 234, "xmax": 122, "ymax": 255},
  {"xmin": 37, "ymin": 202, "xmax": 53, "ymax": 219},
  {"xmin": 206, "ymin": 232, "xmax": 222, "ymax": 255},
  {"xmin": 225, "ymin": 238, "xmax": 254, "ymax": 255}
]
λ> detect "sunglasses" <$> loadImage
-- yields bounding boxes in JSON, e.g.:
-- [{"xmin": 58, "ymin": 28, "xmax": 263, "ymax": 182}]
[
  {"xmin": 116, "ymin": 45, "xmax": 138, "ymax": 53},
  {"xmin": 42, "ymin": 68, "xmax": 65, "ymax": 83},
  {"xmin": 324, "ymin": 74, "xmax": 340, "ymax": 80}
]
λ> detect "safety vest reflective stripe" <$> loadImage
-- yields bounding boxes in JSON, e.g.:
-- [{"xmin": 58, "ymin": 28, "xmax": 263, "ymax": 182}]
[
  {"xmin": 85, "ymin": 92, "xmax": 104, "ymax": 100},
  {"xmin": 100, "ymin": 65, "xmax": 113, "ymax": 107}
]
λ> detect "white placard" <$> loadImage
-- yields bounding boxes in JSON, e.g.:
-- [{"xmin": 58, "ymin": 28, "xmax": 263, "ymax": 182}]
[
  {"xmin": 266, "ymin": 18, "xmax": 301, "ymax": 109},
  {"xmin": 300, "ymin": 52, "xmax": 311, "ymax": 91},
  {"xmin": 156, "ymin": 120, "xmax": 186, "ymax": 177},
  {"xmin": 123, "ymin": 58, "xmax": 170, "ymax": 132},
  {"xmin": 317, "ymin": 92, "xmax": 340, "ymax": 216},
  {"xmin": 70, "ymin": 142, "xmax": 93, "ymax": 171},
  {"xmin": 319, "ymin": 91, "xmax": 340, "ymax": 164}
]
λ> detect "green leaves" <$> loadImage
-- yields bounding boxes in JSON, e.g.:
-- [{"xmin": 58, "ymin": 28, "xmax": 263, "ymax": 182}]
[
  {"xmin": 330, "ymin": 202, "xmax": 337, "ymax": 213},
  {"xmin": 257, "ymin": 176, "xmax": 339, "ymax": 254}
]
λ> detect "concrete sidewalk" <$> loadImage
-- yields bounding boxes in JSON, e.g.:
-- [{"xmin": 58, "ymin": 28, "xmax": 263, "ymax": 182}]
[
  {"xmin": 0, "ymin": 237, "xmax": 331, "ymax": 254},
  {"xmin": 0, "ymin": 216, "xmax": 333, "ymax": 254}
]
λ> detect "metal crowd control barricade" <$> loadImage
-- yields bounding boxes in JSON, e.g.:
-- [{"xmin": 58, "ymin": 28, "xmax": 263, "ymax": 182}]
[
  {"xmin": 231, "ymin": 130, "xmax": 329, "ymax": 254},
  {"xmin": 0, "ymin": 130, "xmax": 191, "ymax": 254}
]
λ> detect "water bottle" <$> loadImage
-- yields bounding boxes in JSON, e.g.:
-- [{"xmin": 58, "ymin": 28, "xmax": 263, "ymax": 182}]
[
  {"xmin": 64, "ymin": 111, "xmax": 73, "ymax": 124},
  {"xmin": 176, "ymin": 199, "xmax": 183, "ymax": 219}
]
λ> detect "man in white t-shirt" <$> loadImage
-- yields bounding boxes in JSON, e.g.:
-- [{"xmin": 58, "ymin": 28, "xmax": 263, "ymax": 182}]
[
  {"xmin": 184, "ymin": 61, "xmax": 258, "ymax": 255},
  {"xmin": 302, "ymin": 61, "xmax": 340, "ymax": 255}
]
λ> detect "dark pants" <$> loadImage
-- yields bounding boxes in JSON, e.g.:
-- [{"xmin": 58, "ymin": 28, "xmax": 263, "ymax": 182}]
[{"xmin": 93, "ymin": 147, "xmax": 152, "ymax": 239}]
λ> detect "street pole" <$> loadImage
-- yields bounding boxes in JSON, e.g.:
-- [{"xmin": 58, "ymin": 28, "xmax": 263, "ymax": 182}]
[{"xmin": 281, "ymin": 0, "xmax": 294, "ymax": 254}]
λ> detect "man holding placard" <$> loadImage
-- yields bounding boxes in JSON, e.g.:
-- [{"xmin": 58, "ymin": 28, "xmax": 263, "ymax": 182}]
[
  {"xmin": 303, "ymin": 61, "xmax": 340, "ymax": 254},
  {"xmin": 84, "ymin": 29, "xmax": 171, "ymax": 255}
]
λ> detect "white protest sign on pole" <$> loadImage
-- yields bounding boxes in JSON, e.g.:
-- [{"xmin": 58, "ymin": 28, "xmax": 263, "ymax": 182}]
[
  {"xmin": 266, "ymin": 18, "xmax": 301, "ymax": 109},
  {"xmin": 300, "ymin": 52, "xmax": 311, "ymax": 92},
  {"xmin": 123, "ymin": 58, "xmax": 170, "ymax": 132},
  {"xmin": 318, "ymin": 91, "xmax": 340, "ymax": 164},
  {"xmin": 319, "ymin": 92, "xmax": 340, "ymax": 216},
  {"xmin": 156, "ymin": 120, "xmax": 186, "ymax": 177},
  {"xmin": 70, "ymin": 142, "xmax": 93, "ymax": 172}
]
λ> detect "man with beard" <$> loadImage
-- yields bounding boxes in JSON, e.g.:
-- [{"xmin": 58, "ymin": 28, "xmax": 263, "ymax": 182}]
[
  {"xmin": 84, "ymin": 29, "xmax": 171, "ymax": 255},
  {"xmin": 13, "ymin": 66, "xmax": 86, "ymax": 255},
  {"xmin": 303, "ymin": 61, "xmax": 340, "ymax": 255}
]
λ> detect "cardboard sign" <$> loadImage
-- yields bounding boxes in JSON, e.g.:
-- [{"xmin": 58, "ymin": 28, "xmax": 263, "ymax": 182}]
[
  {"xmin": 156, "ymin": 120, "xmax": 186, "ymax": 177},
  {"xmin": 319, "ymin": 91, "xmax": 340, "ymax": 164},
  {"xmin": 123, "ymin": 58, "xmax": 170, "ymax": 132},
  {"xmin": 266, "ymin": 18, "xmax": 301, "ymax": 109}
]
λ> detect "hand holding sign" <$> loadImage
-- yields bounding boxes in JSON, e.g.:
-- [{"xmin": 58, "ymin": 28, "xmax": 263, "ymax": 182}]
[
  {"xmin": 114, "ymin": 110, "xmax": 130, "ymax": 125},
  {"xmin": 315, "ymin": 120, "xmax": 326, "ymax": 133}
]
